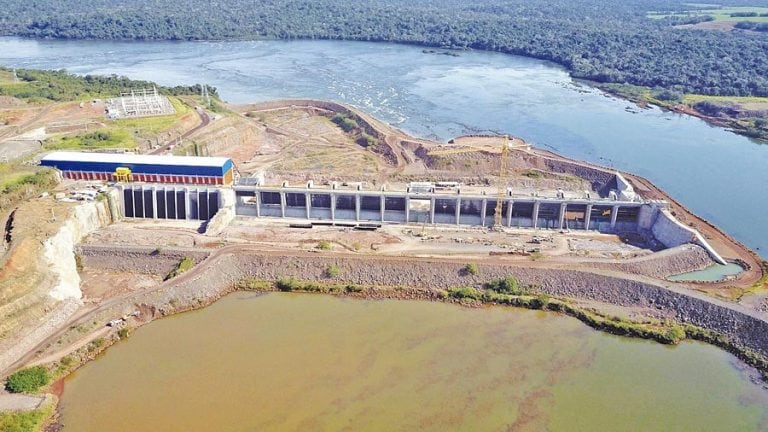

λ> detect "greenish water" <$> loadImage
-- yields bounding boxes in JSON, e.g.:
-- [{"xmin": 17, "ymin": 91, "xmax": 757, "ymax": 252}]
[
  {"xmin": 60, "ymin": 293, "xmax": 768, "ymax": 431},
  {"xmin": 669, "ymin": 263, "xmax": 744, "ymax": 282}
]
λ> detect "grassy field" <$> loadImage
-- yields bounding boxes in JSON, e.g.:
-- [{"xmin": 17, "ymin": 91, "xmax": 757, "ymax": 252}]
[
  {"xmin": 114, "ymin": 97, "xmax": 190, "ymax": 134},
  {"xmin": 681, "ymin": 94, "xmax": 768, "ymax": 106},
  {"xmin": 0, "ymin": 69, "xmax": 17, "ymax": 85},
  {"xmin": 649, "ymin": 6, "xmax": 768, "ymax": 22},
  {"xmin": 43, "ymin": 96, "xmax": 192, "ymax": 151},
  {"xmin": 44, "ymin": 129, "xmax": 135, "ymax": 150},
  {"xmin": 0, "ymin": 170, "xmax": 37, "ymax": 191},
  {"xmin": 0, "ymin": 400, "xmax": 55, "ymax": 432}
]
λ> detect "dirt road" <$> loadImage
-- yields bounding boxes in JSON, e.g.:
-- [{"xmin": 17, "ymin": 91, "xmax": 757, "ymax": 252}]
[{"xmin": 149, "ymin": 106, "xmax": 210, "ymax": 155}]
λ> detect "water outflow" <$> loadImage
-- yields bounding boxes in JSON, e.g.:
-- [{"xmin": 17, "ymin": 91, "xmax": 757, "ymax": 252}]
[{"xmin": 1, "ymin": 37, "xmax": 766, "ymax": 256}]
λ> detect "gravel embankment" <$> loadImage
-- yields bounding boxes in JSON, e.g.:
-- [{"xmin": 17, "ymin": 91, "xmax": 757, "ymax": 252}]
[
  {"xmin": 588, "ymin": 244, "xmax": 714, "ymax": 279},
  {"xmin": 79, "ymin": 246, "xmax": 768, "ymax": 359},
  {"xmin": 77, "ymin": 245, "xmax": 210, "ymax": 276}
]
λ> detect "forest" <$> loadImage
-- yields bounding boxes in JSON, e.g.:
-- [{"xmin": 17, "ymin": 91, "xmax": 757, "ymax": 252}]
[
  {"xmin": 0, "ymin": 0, "xmax": 767, "ymax": 96},
  {"xmin": 0, "ymin": 67, "xmax": 214, "ymax": 102}
]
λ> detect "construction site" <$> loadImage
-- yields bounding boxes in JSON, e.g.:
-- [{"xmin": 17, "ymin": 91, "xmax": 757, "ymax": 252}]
[{"xmin": 2, "ymin": 96, "xmax": 768, "ymax": 420}]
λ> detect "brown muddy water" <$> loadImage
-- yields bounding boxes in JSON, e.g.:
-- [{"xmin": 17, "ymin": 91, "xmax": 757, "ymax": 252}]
[{"xmin": 59, "ymin": 293, "xmax": 768, "ymax": 431}]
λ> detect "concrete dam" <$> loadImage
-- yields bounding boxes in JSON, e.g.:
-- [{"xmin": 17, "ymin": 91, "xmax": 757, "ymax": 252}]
[{"xmin": 114, "ymin": 178, "xmax": 724, "ymax": 264}]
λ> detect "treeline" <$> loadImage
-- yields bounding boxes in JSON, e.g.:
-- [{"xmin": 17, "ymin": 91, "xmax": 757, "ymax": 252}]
[
  {"xmin": 1, "ymin": 0, "xmax": 768, "ymax": 96},
  {"xmin": 735, "ymin": 21, "xmax": 768, "ymax": 32},
  {"xmin": 730, "ymin": 11, "xmax": 768, "ymax": 17},
  {"xmin": 662, "ymin": 15, "xmax": 715, "ymax": 26},
  {"xmin": 0, "ymin": 67, "xmax": 216, "ymax": 101}
]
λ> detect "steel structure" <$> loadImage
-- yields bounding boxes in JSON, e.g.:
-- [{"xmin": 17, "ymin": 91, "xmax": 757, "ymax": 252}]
[{"xmin": 106, "ymin": 87, "xmax": 175, "ymax": 119}]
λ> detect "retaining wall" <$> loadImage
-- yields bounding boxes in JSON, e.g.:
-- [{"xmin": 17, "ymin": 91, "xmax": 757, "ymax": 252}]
[{"xmin": 651, "ymin": 209, "xmax": 726, "ymax": 264}]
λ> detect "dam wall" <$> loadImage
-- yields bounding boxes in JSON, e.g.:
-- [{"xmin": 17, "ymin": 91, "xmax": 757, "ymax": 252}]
[{"xmin": 234, "ymin": 184, "xmax": 645, "ymax": 233}]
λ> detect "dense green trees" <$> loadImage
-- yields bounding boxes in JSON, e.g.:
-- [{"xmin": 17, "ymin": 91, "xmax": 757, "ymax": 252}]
[
  {"xmin": 5, "ymin": 366, "xmax": 50, "ymax": 393},
  {"xmin": 0, "ymin": 0, "xmax": 767, "ymax": 96},
  {"xmin": 735, "ymin": 21, "xmax": 768, "ymax": 32},
  {"xmin": 0, "ymin": 67, "xmax": 213, "ymax": 101}
]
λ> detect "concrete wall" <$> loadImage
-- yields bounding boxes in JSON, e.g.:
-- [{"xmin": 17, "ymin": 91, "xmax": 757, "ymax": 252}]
[
  {"xmin": 651, "ymin": 209, "xmax": 726, "ymax": 264},
  {"xmin": 204, "ymin": 189, "xmax": 236, "ymax": 236}
]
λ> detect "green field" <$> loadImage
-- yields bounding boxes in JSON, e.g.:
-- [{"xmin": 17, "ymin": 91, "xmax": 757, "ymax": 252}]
[
  {"xmin": 114, "ymin": 97, "xmax": 191, "ymax": 134},
  {"xmin": 0, "ymin": 170, "xmax": 36, "ymax": 191},
  {"xmin": 44, "ymin": 96, "xmax": 192, "ymax": 151},
  {"xmin": 682, "ymin": 94, "xmax": 768, "ymax": 106},
  {"xmin": 0, "ymin": 69, "xmax": 17, "ymax": 85},
  {"xmin": 0, "ymin": 397, "xmax": 55, "ymax": 432},
  {"xmin": 45, "ymin": 129, "xmax": 136, "ymax": 150},
  {"xmin": 649, "ymin": 6, "xmax": 768, "ymax": 22}
]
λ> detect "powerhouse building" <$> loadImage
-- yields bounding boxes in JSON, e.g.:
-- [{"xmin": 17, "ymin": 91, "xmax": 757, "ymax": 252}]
[{"xmin": 40, "ymin": 151, "xmax": 234, "ymax": 185}]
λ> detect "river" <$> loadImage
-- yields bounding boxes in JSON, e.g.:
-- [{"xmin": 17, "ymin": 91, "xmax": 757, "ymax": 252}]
[
  {"xmin": 0, "ymin": 38, "xmax": 765, "ymax": 257},
  {"xmin": 59, "ymin": 293, "xmax": 768, "ymax": 431}
]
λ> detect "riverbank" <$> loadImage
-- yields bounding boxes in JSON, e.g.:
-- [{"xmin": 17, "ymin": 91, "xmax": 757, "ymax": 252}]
[
  {"xmin": 68, "ymin": 246, "xmax": 768, "ymax": 370},
  {"xmin": 5, "ymin": 243, "xmax": 768, "ymax": 430},
  {"xmin": 51, "ymin": 291, "xmax": 768, "ymax": 432},
  {"xmin": 36, "ymin": 273, "xmax": 768, "ymax": 430},
  {"xmin": 594, "ymin": 82, "xmax": 768, "ymax": 143}
]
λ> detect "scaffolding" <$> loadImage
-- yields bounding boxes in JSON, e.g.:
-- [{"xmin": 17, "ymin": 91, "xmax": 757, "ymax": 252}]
[{"xmin": 106, "ymin": 87, "xmax": 175, "ymax": 119}]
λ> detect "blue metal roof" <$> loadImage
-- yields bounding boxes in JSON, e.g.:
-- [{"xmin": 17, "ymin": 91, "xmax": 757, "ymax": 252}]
[{"xmin": 40, "ymin": 152, "xmax": 233, "ymax": 177}]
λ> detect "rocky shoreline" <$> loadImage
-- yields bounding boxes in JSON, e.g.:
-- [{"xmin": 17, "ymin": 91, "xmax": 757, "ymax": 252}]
[
  {"xmin": 71, "ymin": 246, "xmax": 768, "ymax": 366},
  {"xmin": 19, "ymin": 244, "xmax": 767, "ymax": 431}
]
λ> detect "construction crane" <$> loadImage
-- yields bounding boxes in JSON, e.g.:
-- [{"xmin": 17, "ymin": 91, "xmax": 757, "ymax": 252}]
[{"xmin": 494, "ymin": 135, "xmax": 510, "ymax": 228}]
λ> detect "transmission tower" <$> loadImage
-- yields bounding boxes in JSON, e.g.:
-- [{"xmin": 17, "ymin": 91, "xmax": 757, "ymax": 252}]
[{"xmin": 201, "ymin": 85, "xmax": 211, "ymax": 107}]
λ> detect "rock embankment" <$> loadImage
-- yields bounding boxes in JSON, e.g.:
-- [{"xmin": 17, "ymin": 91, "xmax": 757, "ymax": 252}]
[
  {"xmin": 77, "ymin": 245, "xmax": 210, "ymax": 276},
  {"xmin": 81, "ymin": 247, "xmax": 768, "ymax": 360},
  {"xmin": 588, "ymin": 244, "xmax": 714, "ymax": 279}
]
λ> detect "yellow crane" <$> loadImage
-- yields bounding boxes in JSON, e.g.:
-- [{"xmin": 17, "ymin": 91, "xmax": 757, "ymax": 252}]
[{"xmin": 493, "ymin": 135, "xmax": 510, "ymax": 228}]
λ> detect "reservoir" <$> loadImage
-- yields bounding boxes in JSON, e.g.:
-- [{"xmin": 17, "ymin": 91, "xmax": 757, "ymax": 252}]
[
  {"xmin": 0, "ymin": 38, "xmax": 766, "ymax": 257},
  {"xmin": 59, "ymin": 293, "xmax": 768, "ymax": 431}
]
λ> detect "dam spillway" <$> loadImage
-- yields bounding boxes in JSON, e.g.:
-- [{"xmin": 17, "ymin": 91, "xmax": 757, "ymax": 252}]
[{"xmin": 233, "ymin": 184, "xmax": 647, "ymax": 232}]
